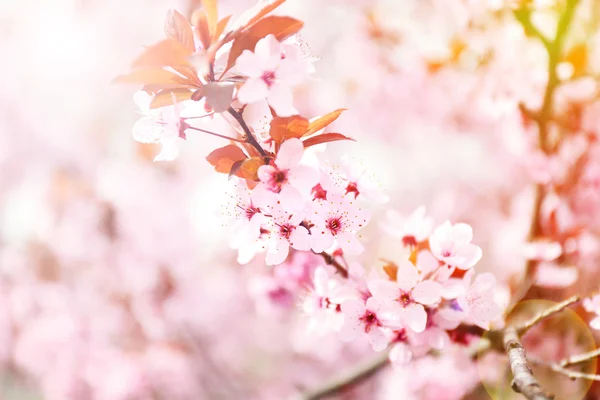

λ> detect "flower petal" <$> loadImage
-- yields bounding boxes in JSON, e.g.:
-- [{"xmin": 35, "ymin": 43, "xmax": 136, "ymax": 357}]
[
  {"xmin": 403, "ymin": 303, "xmax": 427, "ymax": 333},
  {"xmin": 276, "ymin": 138, "xmax": 304, "ymax": 169},
  {"xmin": 337, "ymin": 231, "xmax": 364, "ymax": 255},
  {"xmin": 267, "ymin": 83, "xmax": 297, "ymax": 117},
  {"xmin": 290, "ymin": 226, "xmax": 311, "ymax": 251},
  {"xmin": 412, "ymin": 280, "xmax": 443, "ymax": 305},
  {"xmin": 395, "ymin": 259, "xmax": 419, "ymax": 291},
  {"xmin": 237, "ymin": 78, "xmax": 269, "ymax": 104}
]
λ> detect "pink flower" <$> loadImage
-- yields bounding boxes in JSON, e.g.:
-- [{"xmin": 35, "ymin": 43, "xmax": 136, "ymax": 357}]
[
  {"xmin": 257, "ymin": 138, "xmax": 318, "ymax": 195},
  {"xmin": 339, "ymin": 297, "xmax": 396, "ymax": 351},
  {"xmin": 225, "ymin": 180, "xmax": 269, "ymax": 246},
  {"xmin": 235, "ymin": 34, "xmax": 310, "ymax": 116},
  {"xmin": 381, "ymin": 206, "xmax": 434, "ymax": 247},
  {"xmin": 262, "ymin": 187, "xmax": 312, "ymax": 266},
  {"xmin": 320, "ymin": 155, "xmax": 389, "ymax": 203},
  {"xmin": 583, "ymin": 295, "xmax": 600, "ymax": 330},
  {"xmin": 131, "ymin": 91, "xmax": 187, "ymax": 162},
  {"xmin": 429, "ymin": 221, "xmax": 482, "ymax": 270},
  {"xmin": 523, "ymin": 240, "xmax": 562, "ymax": 261},
  {"xmin": 308, "ymin": 194, "xmax": 371, "ymax": 255},
  {"xmin": 302, "ymin": 267, "xmax": 346, "ymax": 334},
  {"xmin": 368, "ymin": 259, "xmax": 442, "ymax": 333}
]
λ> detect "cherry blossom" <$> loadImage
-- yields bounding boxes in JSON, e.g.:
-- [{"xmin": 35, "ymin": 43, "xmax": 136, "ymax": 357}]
[
  {"xmin": 369, "ymin": 258, "xmax": 442, "ymax": 333},
  {"xmin": 302, "ymin": 267, "xmax": 346, "ymax": 334},
  {"xmin": 235, "ymin": 34, "xmax": 311, "ymax": 116},
  {"xmin": 308, "ymin": 194, "xmax": 370, "ymax": 255},
  {"xmin": 429, "ymin": 221, "xmax": 482, "ymax": 270},
  {"xmin": 583, "ymin": 295, "xmax": 600, "ymax": 330},
  {"xmin": 339, "ymin": 297, "xmax": 397, "ymax": 351},
  {"xmin": 381, "ymin": 206, "xmax": 434, "ymax": 247},
  {"xmin": 257, "ymin": 138, "xmax": 318, "ymax": 195}
]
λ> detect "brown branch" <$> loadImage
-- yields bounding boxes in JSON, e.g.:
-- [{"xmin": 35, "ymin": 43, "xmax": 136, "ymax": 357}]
[
  {"xmin": 530, "ymin": 357, "xmax": 600, "ymax": 381},
  {"xmin": 186, "ymin": 126, "xmax": 248, "ymax": 143},
  {"xmin": 227, "ymin": 107, "xmax": 268, "ymax": 158},
  {"xmin": 314, "ymin": 251, "xmax": 348, "ymax": 278},
  {"xmin": 504, "ymin": 327, "xmax": 555, "ymax": 400},
  {"xmin": 559, "ymin": 347, "xmax": 600, "ymax": 368},
  {"xmin": 516, "ymin": 294, "xmax": 583, "ymax": 336},
  {"xmin": 300, "ymin": 352, "xmax": 389, "ymax": 400}
]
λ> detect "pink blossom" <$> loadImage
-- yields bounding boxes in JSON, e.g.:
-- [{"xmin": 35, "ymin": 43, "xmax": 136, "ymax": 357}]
[
  {"xmin": 131, "ymin": 91, "xmax": 186, "ymax": 162},
  {"xmin": 257, "ymin": 138, "xmax": 318, "ymax": 195},
  {"xmin": 368, "ymin": 259, "xmax": 442, "ymax": 333},
  {"xmin": 583, "ymin": 295, "xmax": 600, "ymax": 330},
  {"xmin": 339, "ymin": 297, "xmax": 397, "ymax": 351},
  {"xmin": 523, "ymin": 240, "xmax": 563, "ymax": 261},
  {"xmin": 235, "ymin": 34, "xmax": 311, "ymax": 116},
  {"xmin": 381, "ymin": 206, "xmax": 434, "ymax": 247},
  {"xmin": 302, "ymin": 267, "xmax": 346, "ymax": 334},
  {"xmin": 308, "ymin": 194, "xmax": 371, "ymax": 255},
  {"xmin": 429, "ymin": 221, "xmax": 482, "ymax": 269}
]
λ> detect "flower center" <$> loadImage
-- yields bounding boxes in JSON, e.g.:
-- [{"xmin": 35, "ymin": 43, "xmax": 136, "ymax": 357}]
[
  {"xmin": 359, "ymin": 310, "xmax": 382, "ymax": 333},
  {"xmin": 398, "ymin": 291, "xmax": 412, "ymax": 307},
  {"xmin": 442, "ymin": 249, "xmax": 453, "ymax": 257},
  {"xmin": 402, "ymin": 235, "xmax": 417, "ymax": 247},
  {"xmin": 278, "ymin": 223, "xmax": 295, "ymax": 239},
  {"xmin": 345, "ymin": 182, "xmax": 360, "ymax": 198},
  {"xmin": 244, "ymin": 205, "xmax": 260, "ymax": 221},
  {"xmin": 261, "ymin": 71, "xmax": 276, "ymax": 87},
  {"xmin": 268, "ymin": 169, "xmax": 288, "ymax": 192},
  {"xmin": 312, "ymin": 183, "xmax": 327, "ymax": 200},
  {"xmin": 326, "ymin": 217, "xmax": 343, "ymax": 235}
]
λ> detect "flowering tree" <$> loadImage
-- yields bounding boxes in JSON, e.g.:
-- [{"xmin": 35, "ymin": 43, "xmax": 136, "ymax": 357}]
[{"xmin": 113, "ymin": 0, "xmax": 600, "ymax": 398}]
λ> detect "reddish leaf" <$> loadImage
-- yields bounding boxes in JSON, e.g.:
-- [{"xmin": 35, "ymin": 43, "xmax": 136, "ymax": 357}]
[
  {"xmin": 165, "ymin": 9, "xmax": 195, "ymax": 52},
  {"xmin": 232, "ymin": 0, "xmax": 287, "ymax": 31},
  {"xmin": 132, "ymin": 38, "xmax": 193, "ymax": 69},
  {"xmin": 214, "ymin": 15, "xmax": 232, "ymax": 40},
  {"xmin": 236, "ymin": 157, "xmax": 263, "ymax": 180},
  {"xmin": 193, "ymin": 11, "xmax": 212, "ymax": 50},
  {"xmin": 225, "ymin": 16, "xmax": 304, "ymax": 73},
  {"xmin": 113, "ymin": 69, "xmax": 191, "ymax": 86},
  {"xmin": 304, "ymin": 108, "xmax": 347, "ymax": 136},
  {"xmin": 149, "ymin": 89, "xmax": 193, "ymax": 109},
  {"xmin": 201, "ymin": 0, "xmax": 218, "ymax": 36},
  {"xmin": 206, "ymin": 145, "xmax": 247, "ymax": 174},
  {"xmin": 269, "ymin": 115, "xmax": 309, "ymax": 143},
  {"xmin": 302, "ymin": 133, "xmax": 354, "ymax": 148}
]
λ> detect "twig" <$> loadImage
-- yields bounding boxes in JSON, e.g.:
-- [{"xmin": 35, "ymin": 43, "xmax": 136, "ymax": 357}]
[
  {"xmin": 314, "ymin": 251, "xmax": 348, "ymax": 278},
  {"xmin": 227, "ymin": 107, "xmax": 268, "ymax": 157},
  {"xmin": 186, "ymin": 126, "xmax": 247, "ymax": 143},
  {"xmin": 530, "ymin": 357, "xmax": 600, "ymax": 382},
  {"xmin": 300, "ymin": 352, "xmax": 389, "ymax": 400},
  {"xmin": 516, "ymin": 295, "xmax": 583, "ymax": 336},
  {"xmin": 559, "ymin": 347, "xmax": 600, "ymax": 368},
  {"xmin": 504, "ymin": 327, "xmax": 554, "ymax": 400}
]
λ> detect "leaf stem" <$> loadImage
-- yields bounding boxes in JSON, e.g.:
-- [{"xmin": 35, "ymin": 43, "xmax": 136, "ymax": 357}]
[{"xmin": 227, "ymin": 107, "xmax": 268, "ymax": 158}]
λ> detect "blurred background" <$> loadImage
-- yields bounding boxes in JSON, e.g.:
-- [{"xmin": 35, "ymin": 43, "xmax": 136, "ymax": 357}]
[{"xmin": 1, "ymin": 0, "xmax": 600, "ymax": 398}]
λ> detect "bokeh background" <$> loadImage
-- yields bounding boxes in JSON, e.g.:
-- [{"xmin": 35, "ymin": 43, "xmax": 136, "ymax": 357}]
[{"xmin": 2, "ymin": 0, "xmax": 600, "ymax": 398}]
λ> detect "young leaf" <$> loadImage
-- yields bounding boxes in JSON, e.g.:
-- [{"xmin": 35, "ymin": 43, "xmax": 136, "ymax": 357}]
[
  {"xmin": 165, "ymin": 9, "xmax": 196, "ymax": 52},
  {"xmin": 269, "ymin": 115, "xmax": 309, "ymax": 143},
  {"xmin": 149, "ymin": 89, "xmax": 193, "ymax": 109},
  {"xmin": 214, "ymin": 15, "xmax": 232, "ymax": 40},
  {"xmin": 113, "ymin": 69, "xmax": 191, "ymax": 86},
  {"xmin": 236, "ymin": 157, "xmax": 263, "ymax": 180},
  {"xmin": 302, "ymin": 133, "xmax": 354, "ymax": 148},
  {"xmin": 231, "ymin": 0, "xmax": 287, "ymax": 31},
  {"xmin": 132, "ymin": 38, "xmax": 193, "ymax": 69},
  {"xmin": 201, "ymin": 0, "xmax": 218, "ymax": 37},
  {"xmin": 304, "ymin": 108, "xmax": 347, "ymax": 136},
  {"xmin": 193, "ymin": 11, "xmax": 212, "ymax": 50},
  {"xmin": 225, "ymin": 16, "xmax": 304, "ymax": 73},
  {"xmin": 206, "ymin": 145, "xmax": 247, "ymax": 174}
]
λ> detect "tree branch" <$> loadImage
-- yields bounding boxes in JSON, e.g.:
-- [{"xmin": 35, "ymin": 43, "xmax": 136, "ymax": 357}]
[
  {"xmin": 516, "ymin": 295, "xmax": 583, "ymax": 336},
  {"xmin": 186, "ymin": 126, "xmax": 248, "ymax": 143},
  {"xmin": 314, "ymin": 251, "xmax": 349, "ymax": 278},
  {"xmin": 504, "ymin": 327, "xmax": 554, "ymax": 400},
  {"xmin": 559, "ymin": 347, "xmax": 600, "ymax": 368},
  {"xmin": 530, "ymin": 357, "xmax": 600, "ymax": 382},
  {"xmin": 300, "ymin": 352, "xmax": 389, "ymax": 400},
  {"xmin": 227, "ymin": 107, "xmax": 268, "ymax": 158}
]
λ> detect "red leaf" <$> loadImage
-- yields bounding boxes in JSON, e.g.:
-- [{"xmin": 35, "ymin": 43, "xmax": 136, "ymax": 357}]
[
  {"xmin": 113, "ymin": 69, "xmax": 191, "ymax": 86},
  {"xmin": 231, "ymin": 0, "xmax": 287, "ymax": 31},
  {"xmin": 214, "ymin": 15, "xmax": 232, "ymax": 40},
  {"xmin": 132, "ymin": 38, "xmax": 193, "ymax": 69},
  {"xmin": 302, "ymin": 133, "xmax": 355, "ymax": 148},
  {"xmin": 201, "ymin": 0, "xmax": 218, "ymax": 37},
  {"xmin": 269, "ymin": 115, "xmax": 309, "ymax": 143},
  {"xmin": 206, "ymin": 145, "xmax": 248, "ymax": 174},
  {"xmin": 305, "ymin": 108, "xmax": 347, "ymax": 136},
  {"xmin": 235, "ymin": 157, "xmax": 263, "ymax": 180},
  {"xmin": 192, "ymin": 11, "xmax": 212, "ymax": 50},
  {"xmin": 165, "ymin": 9, "xmax": 195, "ymax": 52},
  {"xmin": 225, "ymin": 16, "xmax": 304, "ymax": 74},
  {"xmin": 149, "ymin": 89, "xmax": 193, "ymax": 109}
]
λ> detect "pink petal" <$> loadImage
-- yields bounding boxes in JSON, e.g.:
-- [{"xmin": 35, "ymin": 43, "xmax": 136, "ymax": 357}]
[
  {"xmin": 416, "ymin": 250, "xmax": 440, "ymax": 276},
  {"xmin": 288, "ymin": 165, "xmax": 319, "ymax": 193},
  {"xmin": 289, "ymin": 226, "xmax": 311, "ymax": 251},
  {"xmin": 237, "ymin": 78, "xmax": 269, "ymax": 104},
  {"xmin": 452, "ymin": 223, "xmax": 473, "ymax": 243},
  {"xmin": 276, "ymin": 138, "xmax": 304, "ymax": 169},
  {"xmin": 395, "ymin": 259, "xmax": 419, "ymax": 291},
  {"xmin": 154, "ymin": 137, "xmax": 180, "ymax": 161},
  {"xmin": 235, "ymin": 50, "xmax": 263, "ymax": 78},
  {"xmin": 257, "ymin": 165, "xmax": 277, "ymax": 184},
  {"xmin": 412, "ymin": 280, "xmax": 442, "ymax": 305},
  {"xmin": 341, "ymin": 299, "xmax": 365, "ymax": 319},
  {"xmin": 313, "ymin": 267, "xmax": 329, "ymax": 295},
  {"xmin": 267, "ymin": 83, "xmax": 296, "ymax": 117},
  {"xmin": 132, "ymin": 116, "xmax": 161, "ymax": 143},
  {"xmin": 367, "ymin": 328, "xmax": 389, "ymax": 352},
  {"xmin": 456, "ymin": 243, "xmax": 482, "ymax": 270},
  {"xmin": 276, "ymin": 57, "xmax": 308, "ymax": 86},
  {"xmin": 310, "ymin": 230, "xmax": 334, "ymax": 253},
  {"xmin": 254, "ymin": 34, "xmax": 281, "ymax": 71},
  {"xmin": 278, "ymin": 186, "xmax": 305, "ymax": 216},
  {"xmin": 403, "ymin": 303, "xmax": 427, "ymax": 333},
  {"xmin": 590, "ymin": 317, "xmax": 600, "ymax": 330},
  {"xmin": 265, "ymin": 239, "xmax": 290, "ymax": 266},
  {"xmin": 389, "ymin": 343, "xmax": 412, "ymax": 367},
  {"xmin": 367, "ymin": 280, "xmax": 399, "ymax": 303},
  {"xmin": 337, "ymin": 231, "xmax": 364, "ymax": 255}
]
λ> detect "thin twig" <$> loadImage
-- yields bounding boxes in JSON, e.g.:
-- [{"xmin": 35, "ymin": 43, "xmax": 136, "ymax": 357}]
[
  {"xmin": 559, "ymin": 347, "xmax": 600, "ymax": 368},
  {"xmin": 186, "ymin": 126, "xmax": 248, "ymax": 143},
  {"xmin": 530, "ymin": 357, "xmax": 600, "ymax": 382},
  {"xmin": 227, "ymin": 107, "xmax": 268, "ymax": 157},
  {"xmin": 314, "ymin": 251, "xmax": 348, "ymax": 278},
  {"xmin": 516, "ymin": 295, "xmax": 583, "ymax": 336},
  {"xmin": 504, "ymin": 327, "xmax": 554, "ymax": 400},
  {"xmin": 300, "ymin": 352, "xmax": 389, "ymax": 400}
]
